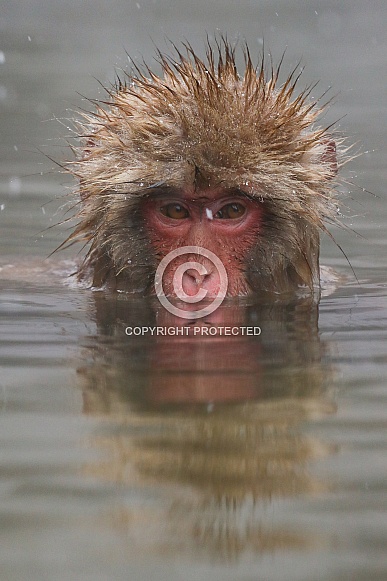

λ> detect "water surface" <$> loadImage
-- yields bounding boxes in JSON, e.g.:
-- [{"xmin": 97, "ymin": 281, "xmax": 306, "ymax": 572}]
[{"xmin": 1, "ymin": 2, "xmax": 387, "ymax": 580}]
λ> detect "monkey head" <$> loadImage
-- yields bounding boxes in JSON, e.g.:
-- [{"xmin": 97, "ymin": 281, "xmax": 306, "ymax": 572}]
[{"xmin": 66, "ymin": 41, "xmax": 342, "ymax": 298}]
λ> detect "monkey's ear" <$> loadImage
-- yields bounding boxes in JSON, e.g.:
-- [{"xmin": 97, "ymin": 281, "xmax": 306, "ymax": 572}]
[
  {"xmin": 321, "ymin": 139, "xmax": 338, "ymax": 177},
  {"xmin": 78, "ymin": 139, "xmax": 96, "ymax": 201},
  {"xmin": 83, "ymin": 138, "xmax": 95, "ymax": 157}
]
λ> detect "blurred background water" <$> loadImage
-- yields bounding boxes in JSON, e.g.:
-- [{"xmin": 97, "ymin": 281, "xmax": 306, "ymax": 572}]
[{"xmin": 1, "ymin": 2, "xmax": 387, "ymax": 580}]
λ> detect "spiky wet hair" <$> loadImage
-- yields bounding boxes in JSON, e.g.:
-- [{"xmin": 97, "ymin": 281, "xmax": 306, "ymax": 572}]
[{"xmin": 67, "ymin": 39, "xmax": 343, "ymax": 293}]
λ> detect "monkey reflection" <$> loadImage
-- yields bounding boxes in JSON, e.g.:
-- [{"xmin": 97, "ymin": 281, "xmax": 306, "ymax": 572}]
[{"xmin": 76, "ymin": 294, "xmax": 337, "ymax": 557}]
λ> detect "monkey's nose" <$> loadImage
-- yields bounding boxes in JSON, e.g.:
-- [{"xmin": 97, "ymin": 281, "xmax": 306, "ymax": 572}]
[
  {"xmin": 182, "ymin": 268, "xmax": 220, "ymax": 298},
  {"xmin": 185, "ymin": 268, "xmax": 208, "ymax": 285}
]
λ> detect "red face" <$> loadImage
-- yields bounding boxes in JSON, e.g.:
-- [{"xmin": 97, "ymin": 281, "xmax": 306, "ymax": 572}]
[{"xmin": 142, "ymin": 187, "xmax": 263, "ymax": 298}]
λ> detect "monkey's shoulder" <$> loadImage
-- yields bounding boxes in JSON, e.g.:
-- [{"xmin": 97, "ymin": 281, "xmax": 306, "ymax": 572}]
[
  {"xmin": 0, "ymin": 257, "xmax": 78, "ymax": 289},
  {"xmin": 320, "ymin": 265, "xmax": 348, "ymax": 297}
]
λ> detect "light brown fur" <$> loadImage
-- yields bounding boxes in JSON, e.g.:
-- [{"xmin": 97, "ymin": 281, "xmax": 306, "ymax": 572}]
[{"xmin": 65, "ymin": 40, "xmax": 343, "ymax": 295}]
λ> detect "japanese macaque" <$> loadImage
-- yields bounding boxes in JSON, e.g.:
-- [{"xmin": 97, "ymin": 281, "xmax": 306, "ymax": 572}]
[{"xmin": 66, "ymin": 40, "xmax": 342, "ymax": 298}]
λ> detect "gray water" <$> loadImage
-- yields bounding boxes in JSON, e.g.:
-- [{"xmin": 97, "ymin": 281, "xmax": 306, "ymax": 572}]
[{"xmin": 1, "ymin": 2, "xmax": 387, "ymax": 580}]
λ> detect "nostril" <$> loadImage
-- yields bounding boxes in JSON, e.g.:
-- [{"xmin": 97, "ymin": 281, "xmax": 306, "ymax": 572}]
[
  {"xmin": 181, "ymin": 266, "xmax": 220, "ymax": 298},
  {"xmin": 185, "ymin": 268, "xmax": 208, "ymax": 284}
]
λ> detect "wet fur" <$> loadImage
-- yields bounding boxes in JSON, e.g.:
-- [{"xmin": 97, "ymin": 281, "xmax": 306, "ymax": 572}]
[{"xmin": 65, "ymin": 40, "xmax": 343, "ymax": 295}]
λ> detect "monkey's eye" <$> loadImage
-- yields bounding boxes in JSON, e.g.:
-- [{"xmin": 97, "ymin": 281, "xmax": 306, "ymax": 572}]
[
  {"xmin": 215, "ymin": 203, "xmax": 246, "ymax": 219},
  {"xmin": 160, "ymin": 203, "xmax": 189, "ymax": 220}
]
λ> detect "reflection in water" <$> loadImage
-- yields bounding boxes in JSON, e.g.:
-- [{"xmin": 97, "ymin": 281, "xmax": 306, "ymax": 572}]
[{"xmin": 77, "ymin": 294, "xmax": 337, "ymax": 559}]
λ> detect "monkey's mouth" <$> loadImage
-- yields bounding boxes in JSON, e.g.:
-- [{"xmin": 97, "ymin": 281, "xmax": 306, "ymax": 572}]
[
  {"xmin": 152, "ymin": 254, "xmax": 253, "ymax": 306},
  {"xmin": 155, "ymin": 255, "xmax": 224, "ymax": 300}
]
